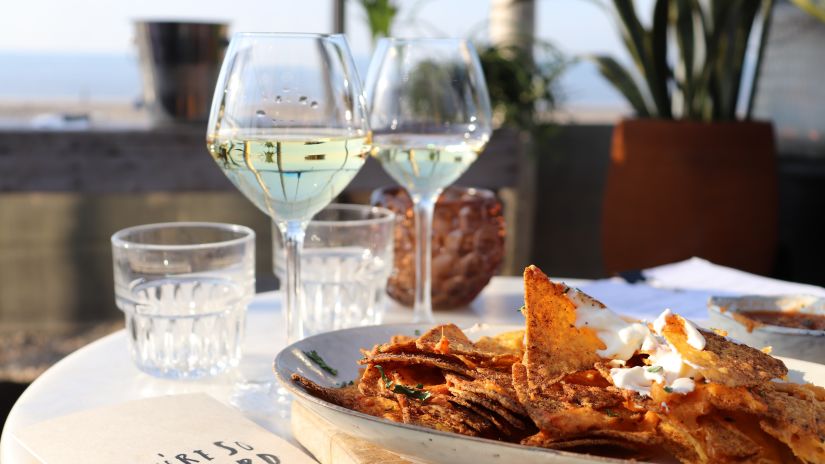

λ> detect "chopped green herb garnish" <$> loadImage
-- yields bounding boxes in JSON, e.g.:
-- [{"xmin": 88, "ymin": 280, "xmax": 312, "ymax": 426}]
[
  {"xmin": 375, "ymin": 365, "xmax": 393, "ymax": 388},
  {"xmin": 664, "ymin": 386, "xmax": 674, "ymax": 393},
  {"xmin": 303, "ymin": 350, "xmax": 338, "ymax": 376},
  {"xmin": 646, "ymin": 365, "xmax": 663, "ymax": 373},
  {"xmin": 374, "ymin": 364, "xmax": 431, "ymax": 401},
  {"xmin": 392, "ymin": 384, "xmax": 432, "ymax": 401},
  {"xmin": 414, "ymin": 329, "xmax": 421, "ymax": 336},
  {"xmin": 605, "ymin": 409, "xmax": 619, "ymax": 417},
  {"xmin": 337, "ymin": 380, "xmax": 354, "ymax": 388}
]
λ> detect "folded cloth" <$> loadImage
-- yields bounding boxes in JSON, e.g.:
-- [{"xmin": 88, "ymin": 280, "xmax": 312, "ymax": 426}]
[{"xmin": 574, "ymin": 257, "xmax": 825, "ymax": 325}]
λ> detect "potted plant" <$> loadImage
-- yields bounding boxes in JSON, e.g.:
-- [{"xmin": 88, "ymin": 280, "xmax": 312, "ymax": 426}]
[{"xmin": 593, "ymin": 0, "xmax": 778, "ymax": 275}]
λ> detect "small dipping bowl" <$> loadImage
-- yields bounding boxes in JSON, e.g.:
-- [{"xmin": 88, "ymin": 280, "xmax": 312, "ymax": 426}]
[{"xmin": 708, "ymin": 295, "xmax": 825, "ymax": 363}]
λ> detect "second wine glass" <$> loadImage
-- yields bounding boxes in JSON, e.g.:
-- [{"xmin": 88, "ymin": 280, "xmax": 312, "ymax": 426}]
[{"xmin": 365, "ymin": 38, "xmax": 493, "ymax": 323}]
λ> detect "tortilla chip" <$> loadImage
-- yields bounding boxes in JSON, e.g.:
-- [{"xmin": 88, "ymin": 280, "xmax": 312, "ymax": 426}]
[
  {"xmin": 559, "ymin": 383, "xmax": 625, "ymax": 410},
  {"xmin": 448, "ymin": 387, "xmax": 530, "ymax": 431},
  {"xmin": 659, "ymin": 312, "xmax": 787, "ymax": 386},
  {"xmin": 698, "ymin": 415, "xmax": 760, "ymax": 461},
  {"xmin": 523, "ymin": 265, "xmax": 603, "ymax": 391},
  {"xmin": 351, "ymin": 395, "xmax": 404, "ymax": 422},
  {"xmin": 521, "ymin": 431, "xmax": 647, "ymax": 460},
  {"xmin": 448, "ymin": 396, "xmax": 518, "ymax": 439},
  {"xmin": 368, "ymin": 338, "xmax": 420, "ymax": 356},
  {"xmin": 513, "ymin": 363, "xmax": 629, "ymax": 438},
  {"xmin": 396, "ymin": 394, "xmax": 482, "ymax": 437},
  {"xmin": 416, "ymin": 324, "xmax": 477, "ymax": 355},
  {"xmin": 359, "ymin": 352, "xmax": 473, "ymax": 377},
  {"xmin": 474, "ymin": 330, "xmax": 524, "ymax": 357},
  {"xmin": 444, "ymin": 399, "xmax": 498, "ymax": 437},
  {"xmin": 656, "ymin": 416, "xmax": 708, "ymax": 464},
  {"xmin": 446, "ymin": 370, "xmax": 526, "ymax": 416},
  {"xmin": 752, "ymin": 384, "xmax": 825, "ymax": 461},
  {"xmin": 760, "ymin": 418, "xmax": 825, "ymax": 464},
  {"xmin": 358, "ymin": 363, "xmax": 386, "ymax": 397},
  {"xmin": 291, "ymin": 373, "xmax": 361, "ymax": 409}
]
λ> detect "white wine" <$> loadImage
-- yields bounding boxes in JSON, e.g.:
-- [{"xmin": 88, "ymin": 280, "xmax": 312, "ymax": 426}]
[
  {"xmin": 372, "ymin": 134, "xmax": 484, "ymax": 196},
  {"xmin": 207, "ymin": 130, "xmax": 370, "ymax": 221}
]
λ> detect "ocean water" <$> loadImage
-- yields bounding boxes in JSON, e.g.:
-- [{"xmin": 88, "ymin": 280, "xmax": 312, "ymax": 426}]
[
  {"xmin": 0, "ymin": 51, "xmax": 624, "ymax": 108},
  {"xmin": 0, "ymin": 52, "xmax": 142, "ymax": 102}
]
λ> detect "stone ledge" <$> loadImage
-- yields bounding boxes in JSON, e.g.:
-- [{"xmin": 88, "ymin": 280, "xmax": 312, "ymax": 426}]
[{"xmin": 0, "ymin": 321, "xmax": 123, "ymax": 384}]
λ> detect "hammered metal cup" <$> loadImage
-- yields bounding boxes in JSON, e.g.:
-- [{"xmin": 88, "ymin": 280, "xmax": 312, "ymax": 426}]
[{"xmin": 371, "ymin": 186, "xmax": 505, "ymax": 310}]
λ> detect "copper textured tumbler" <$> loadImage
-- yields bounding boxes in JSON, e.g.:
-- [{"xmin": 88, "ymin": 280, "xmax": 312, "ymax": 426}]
[{"xmin": 371, "ymin": 186, "xmax": 505, "ymax": 310}]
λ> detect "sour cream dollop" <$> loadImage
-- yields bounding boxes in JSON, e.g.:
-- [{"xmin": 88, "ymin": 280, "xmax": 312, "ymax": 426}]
[
  {"xmin": 566, "ymin": 288, "xmax": 706, "ymax": 396},
  {"xmin": 569, "ymin": 288, "xmax": 649, "ymax": 362}
]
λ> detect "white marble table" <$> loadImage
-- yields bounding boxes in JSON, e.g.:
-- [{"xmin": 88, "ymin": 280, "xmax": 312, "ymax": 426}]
[{"xmin": 2, "ymin": 276, "xmax": 567, "ymax": 464}]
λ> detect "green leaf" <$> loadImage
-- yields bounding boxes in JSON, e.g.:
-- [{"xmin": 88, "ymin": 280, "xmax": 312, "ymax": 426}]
[
  {"xmin": 720, "ymin": 0, "xmax": 760, "ymax": 120},
  {"xmin": 746, "ymin": 0, "xmax": 775, "ymax": 119},
  {"xmin": 589, "ymin": 55, "xmax": 651, "ymax": 117},
  {"xmin": 391, "ymin": 384, "xmax": 432, "ymax": 401},
  {"xmin": 612, "ymin": 0, "xmax": 650, "ymax": 76},
  {"xmin": 359, "ymin": 0, "xmax": 399, "ymax": 42},
  {"xmin": 673, "ymin": 0, "xmax": 696, "ymax": 117},
  {"xmin": 650, "ymin": 0, "xmax": 672, "ymax": 118},
  {"xmin": 304, "ymin": 350, "xmax": 338, "ymax": 376},
  {"xmin": 789, "ymin": 0, "xmax": 825, "ymax": 22},
  {"xmin": 374, "ymin": 364, "xmax": 431, "ymax": 401},
  {"xmin": 375, "ymin": 364, "xmax": 393, "ymax": 389}
]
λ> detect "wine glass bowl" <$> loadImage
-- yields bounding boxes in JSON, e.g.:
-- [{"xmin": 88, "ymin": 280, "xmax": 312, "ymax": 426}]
[
  {"xmin": 206, "ymin": 33, "xmax": 369, "ymax": 343},
  {"xmin": 207, "ymin": 33, "xmax": 370, "ymax": 224},
  {"xmin": 365, "ymin": 38, "xmax": 493, "ymax": 322}
]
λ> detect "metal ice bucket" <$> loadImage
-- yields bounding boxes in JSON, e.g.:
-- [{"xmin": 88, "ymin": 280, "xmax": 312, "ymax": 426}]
[{"xmin": 135, "ymin": 21, "xmax": 229, "ymax": 123}]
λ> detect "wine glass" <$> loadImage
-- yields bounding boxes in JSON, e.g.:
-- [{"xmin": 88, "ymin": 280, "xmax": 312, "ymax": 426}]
[
  {"xmin": 364, "ymin": 38, "xmax": 492, "ymax": 323},
  {"xmin": 206, "ymin": 33, "xmax": 370, "ymax": 344}
]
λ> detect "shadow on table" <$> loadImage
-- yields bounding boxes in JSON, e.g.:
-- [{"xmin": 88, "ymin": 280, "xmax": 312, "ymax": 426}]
[{"xmin": 0, "ymin": 382, "xmax": 28, "ymax": 432}]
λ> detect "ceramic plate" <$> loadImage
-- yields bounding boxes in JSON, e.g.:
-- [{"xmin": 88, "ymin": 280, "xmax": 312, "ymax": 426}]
[{"xmin": 274, "ymin": 323, "xmax": 825, "ymax": 464}]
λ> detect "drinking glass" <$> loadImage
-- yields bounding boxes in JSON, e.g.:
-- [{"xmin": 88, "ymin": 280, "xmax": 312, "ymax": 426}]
[
  {"xmin": 206, "ymin": 33, "xmax": 370, "ymax": 343},
  {"xmin": 111, "ymin": 222, "xmax": 255, "ymax": 379},
  {"xmin": 364, "ymin": 38, "xmax": 493, "ymax": 322},
  {"xmin": 272, "ymin": 204, "xmax": 395, "ymax": 336}
]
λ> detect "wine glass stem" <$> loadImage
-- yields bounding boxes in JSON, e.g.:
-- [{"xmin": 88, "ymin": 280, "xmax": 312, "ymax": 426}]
[
  {"xmin": 281, "ymin": 220, "xmax": 307, "ymax": 344},
  {"xmin": 411, "ymin": 191, "xmax": 439, "ymax": 323}
]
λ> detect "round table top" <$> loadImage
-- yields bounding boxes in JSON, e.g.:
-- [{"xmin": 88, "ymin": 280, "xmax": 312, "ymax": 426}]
[{"xmin": 1, "ymin": 276, "xmax": 565, "ymax": 464}]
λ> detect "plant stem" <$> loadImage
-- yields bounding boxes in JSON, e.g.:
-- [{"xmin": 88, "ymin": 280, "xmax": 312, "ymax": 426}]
[{"xmin": 745, "ymin": 0, "xmax": 775, "ymax": 120}]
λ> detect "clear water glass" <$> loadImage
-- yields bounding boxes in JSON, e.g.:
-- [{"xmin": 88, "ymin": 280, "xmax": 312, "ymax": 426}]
[
  {"xmin": 111, "ymin": 222, "xmax": 255, "ymax": 379},
  {"xmin": 273, "ymin": 204, "xmax": 395, "ymax": 336}
]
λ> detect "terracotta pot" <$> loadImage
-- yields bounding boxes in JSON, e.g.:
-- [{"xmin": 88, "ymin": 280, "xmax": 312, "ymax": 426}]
[
  {"xmin": 602, "ymin": 119, "xmax": 778, "ymax": 275},
  {"xmin": 371, "ymin": 186, "xmax": 505, "ymax": 310}
]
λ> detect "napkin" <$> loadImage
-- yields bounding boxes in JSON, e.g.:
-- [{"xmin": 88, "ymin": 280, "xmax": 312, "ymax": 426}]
[
  {"xmin": 576, "ymin": 257, "xmax": 825, "ymax": 324},
  {"xmin": 644, "ymin": 257, "xmax": 825, "ymax": 297},
  {"xmin": 14, "ymin": 393, "xmax": 314, "ymax": 464}
]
